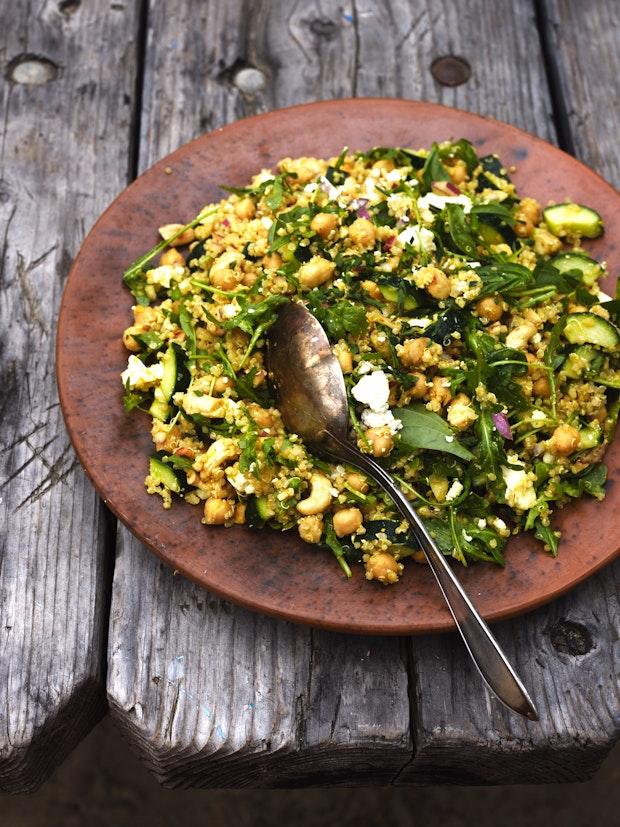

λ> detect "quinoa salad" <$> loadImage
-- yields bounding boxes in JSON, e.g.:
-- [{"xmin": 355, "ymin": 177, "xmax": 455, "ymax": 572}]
[{"xmin": 120, "ymin": 140, "xmax": 620, "ymax": 585}]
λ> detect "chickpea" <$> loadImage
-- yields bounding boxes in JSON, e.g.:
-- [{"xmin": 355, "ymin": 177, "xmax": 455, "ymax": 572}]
[
  {"xmin": 505, "ymin": 321, "xmax": 537, "ymax": 350},
  {"xmin": 203, "ymin": 498, "xmax": 235, "ymax": 525},
  {"xmin": 210, "ymin": 268, "xmax": 240, "ymax": 290},
  {"xmin": 298, "ymin": 515, "xmax": 324, "ymax": 545},
  {"xmin": 262, "ymin": 252, "xmax": 282, "ymax": 270},
  {"xmin": 158, "ymin": 223, "xmax": 196, "ymax": 247},
  {"xmin": 346, "ymin": 472, "xmax": 369, "ymax": 493},
  {"xmin": 122, "ymin": 326, "xmax": 142, "ymax": 352},
  {"xmin": 533, "ymin": 227, "xmax": 562, "ymax": 256},
  {"xmin": 425, "ymin": 268, "xmax": 451, "ymax": 300},
  {"xmin": 173, "ymin": 446, "xmax": 195, "ymax": 460},
  {"xmin": 233, "ymin": 503, "xmax": 246, "ymax": 524},
  {"xmin": 243, "ymin": 270, "xmax": 259, "ymax": 287},
  {"xmin": 372, "ymin": 159, "xmax": 395, "ymax": 172},
  {"xmin": 447, "ymin": 158, "xmax": 468, "ymax": 185},
  {"xmin": 247, "ymin": 403, "xmax": 273, "ymax": 428},
  {"xmin": 348, "ymin": 217, "xmax": 376, "ymax": 248},
  {"xmin": 234, "ymin": 197, "xmax": 255, "ymax": 220},
  {"xmin": 361, "ymin": 280, "xmax": 382, "ymax": 300},
  {"xmin": 365, "ymin": 427, "xmax": 394, "ymax": 457},
  {"xmin": 212, "ymin": 375, "xmax": 233, "ymax": 395},
  {"xmin": 298, "ymin": 256, "xmax": 335, "ymax": 289},
  {"xmin": 429, "ymin": 375, "xmax": 452, "ymax": 407},
  {"xmin": 518, "ymin": 197, "xmax": 541, "ymax": 225},
  {"xmin": 160, "ymin": 248, "xmax": 185, "ymax": 267},
  {"xmin": 311, "ymin": 212, "xmax": 339, "ymax": 239},
  {"xmin": 409, "ymin": 371, "xmax": 427, "ymax": 399},
  {"xmin": 549, "ymin": 424, "xmax": 580, "ymax": 456},
  {"xmin": 364, "ymin": 551, "xmax": 403, "ymax": 584},
  {"xmin": 475, "ymin": 295, "xmax": 504, "ymax": 323},
  {"xmin": 532, "ymin": 375, "xmax": 551, "ymax": 398},
  {"xmin": 397, "ymin": 337, "xmax": 429, "ymax": 367},
  {"xmin": 370, "ymin": 329, "xmax": 391, "ymax": 358},
  {"xmin": 133, "ymin": 305, "xmax": 159, "ymax": 326},
  {"xmin": 333, "ymin": 507, "xmax": 363, "ymax": 538},
  {"xmin": 447, "ymin": 393, "xmax": 477, "ymax": 431}
]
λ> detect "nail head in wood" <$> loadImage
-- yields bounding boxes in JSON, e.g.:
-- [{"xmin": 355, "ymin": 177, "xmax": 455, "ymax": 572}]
[
  {"xmin": 431, "ymin": 55, "xmax": 471, "ymax": 87},
  {"xmin": 7, "ymin": 54, "xmax": 59, "ymax": 85},
  {"xmin": 549, "ymin": 620, "xmax": 594, "ymax": 656},
  {"xmin": 233, "ymin": 67, "xmax": 266, "ymax": 95}
]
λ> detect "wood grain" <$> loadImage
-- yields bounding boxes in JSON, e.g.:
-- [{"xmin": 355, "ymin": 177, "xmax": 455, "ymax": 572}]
[
  {"xmin": 106, "ymin": 0, "xmax": 620, "ymax": 787},
  {"xmin": 0, "ymin": 0, "xmax": 141, "ymax": 793}
]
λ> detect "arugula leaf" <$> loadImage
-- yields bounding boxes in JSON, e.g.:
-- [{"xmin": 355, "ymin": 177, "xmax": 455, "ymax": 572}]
[
  {"xmin": 444, "ymin": 138, "xmax": 479, "ymax": 174},
  {"xmin": 534, "ymin": 519, "xmax": 559, "ymax": 556},
  {"xmin": 560, "ymin": 463, "xmax": 607, "ymax": 500},
  {"xmin": 239, "ymin": 431, "xmax": 258, "ymax": 473},
  {"xmin": 470, "ymin": 203, "xmax": 515, "ymax": 224},
  {"xmin": 473, "ymin": 408, "xmax": 507, "ymax": 488},
  {"xmin": 130, "ymin": 331, "xmax": 163, "ymax": 352},
  {"xmin": 265, "ymin": 177, "xmax": 285, "ymax": 210},
  {"xmin": 179, "ymin": 306, "xmax": 196, "ymax": 356},
  {"xmin": 443, "ymin": 204, "xmax": 477, "ymax": 257},
  {"xmin": 422, "ymin": 144, "xmax": 450, "ymax": 190},
  {"xmin": 323, "ymin": 516, "xmax": 352, "ymax": 577},
  {"xmin": 122, "ymin": 383, "xmax": 147, "ymax": 413},
  {"xmin": 476, "ymin": 262, "xmax": 534, "ymax": 298},
  {"xmin": 394, "ymin": 405, "xmax": 474, "ymax": 461},
  {"xmin": 544, "ymin": 314, "xmax": 567, "ymax": 417}
]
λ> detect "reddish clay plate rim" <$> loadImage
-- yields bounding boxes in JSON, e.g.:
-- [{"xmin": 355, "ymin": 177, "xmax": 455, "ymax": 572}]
[{"xmin": 57, "ymin": 98, "xmax": 620, "ymax": 635}]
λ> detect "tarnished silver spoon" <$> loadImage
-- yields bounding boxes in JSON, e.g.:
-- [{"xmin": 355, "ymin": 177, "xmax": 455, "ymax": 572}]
[{"xmin": 268, "ymin": 301, "xmax": 538, "ymax": 721}]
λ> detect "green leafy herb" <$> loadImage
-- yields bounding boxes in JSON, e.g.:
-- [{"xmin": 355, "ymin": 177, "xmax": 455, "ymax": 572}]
[
  {"xmin": 307, "ymin": 297, "xmax": 368, "ymax": 341},
  {"xmin": 443, "ymin": 204, "xmax": 477, "ymax": 257},
  {"xmin": 394, "ymin": 405, "xmax": 474, "ymax": 461},
  {"xmin": 323, "ymin": 516, "xmax": 352, "ymax": 578},
  {"xmin": 422, "ymin": 144, "xmax": 450, "ymax": 190}
]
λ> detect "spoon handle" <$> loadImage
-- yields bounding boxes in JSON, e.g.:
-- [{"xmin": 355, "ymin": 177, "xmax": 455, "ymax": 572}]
[{"xmin": 327, "ymin": 434, "xmax": 538, "ymax": 721}]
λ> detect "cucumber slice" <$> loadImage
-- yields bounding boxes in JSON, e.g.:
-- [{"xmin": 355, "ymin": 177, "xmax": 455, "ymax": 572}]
[
  {"xmin": 149, "ymin": 456, "xmax": 185, "ymax": 494},
  {"xmin": 551, "ymin": 252, "xmax": 602, "ymax": 286},
  {"xmin": 161, "ymin": 342, "xmax": 191, "ymax": 401},
  {"xmin": 563, "ymin": 313, "xmax": 620, "ymax": 349},
  {"xmin": 377, "ymin": 276, "xmax": 420, "ymax": 310},
  {"xmin": 378, "ymin": 283, "xmax": 419, "ymax": 310},
  {"xmin": 594, "ymin": 371, "xmax": 620, "ymax": 389},
  {"xmin": 543, "ymin": 203, "xmax": 603, "ymax": 239},
  {"xmin": 149, "ymin": 399, "xmax": 171, "ymax": 421},
  {"xmin": 246, "ymin": 495, "xmax": 275, "ymax": 528},
  {"xmin": 578, "ymin": 424, "xmax": 602, "ymax": 450},
  {"xmin": 563, "ymin": 345, "xmax": 604, "ymax": 379}
]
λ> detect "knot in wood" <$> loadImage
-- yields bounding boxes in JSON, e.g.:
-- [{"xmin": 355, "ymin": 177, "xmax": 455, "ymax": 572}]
[
  {"xmin": 7, "ymin": 54, "xmax": 59, "ymax": 85},
  {"xmin": 233, "ymin": 67, "xmax": 266, "ymax": 95},
  {"xmin": 549, "ymin": 619, "xmax": 594, "ymax": 656},
  {"xmin": 431, "ymin": 55, "xmax": 471, "ymax": 87},
  {"xmin": 59, "ymin": 0, "xmax": 81, "ymax": 14},
  {"xmin": 309, "ymin": 17, "xmax": 338, "ymax": 39}
]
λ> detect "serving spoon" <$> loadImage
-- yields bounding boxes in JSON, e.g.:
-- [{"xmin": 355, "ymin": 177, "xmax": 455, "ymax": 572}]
[{"xmin": 268, "ymin": 301, "xmax": 538, "ymax": 721}]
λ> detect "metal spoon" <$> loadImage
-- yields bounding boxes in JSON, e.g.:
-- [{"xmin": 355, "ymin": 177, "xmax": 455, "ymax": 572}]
[{"xmin": 268, "ymin": 301, "xmax": 538, "ymax": 721}]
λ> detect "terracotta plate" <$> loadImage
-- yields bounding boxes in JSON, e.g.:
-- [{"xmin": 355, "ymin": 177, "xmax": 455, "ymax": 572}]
[{"xmin": 57, "ymin": 99, "xmax": 620, "ymax": 635}]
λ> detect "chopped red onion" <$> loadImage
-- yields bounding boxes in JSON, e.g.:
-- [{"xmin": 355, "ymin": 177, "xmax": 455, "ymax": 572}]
[
  {"xmin": 492, "ymin": 412, "xmax": 513, "ymax": 440},
  {"xmin": 431, "ymin": 180, "xmax": 461, "ymax": 196},
  {"xmin": 221, "ymin": 218, "xmax": 230, "ymax": 227},
  {"xmin": 383, "ymin": 236, "xmax": 396, "ymax": 252},
  {"xmin": 357, "ymin": 204, "xmax": 371, "ymax": 220}
]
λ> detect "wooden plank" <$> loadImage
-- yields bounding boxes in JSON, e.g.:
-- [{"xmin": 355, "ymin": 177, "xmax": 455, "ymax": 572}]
[
  {"xmin": 0, "ymin": 0, "xmax": 142, "ymax": 792},
  {"xmin": 107, "ymin": 0, "xmax": 410, "ymax": 788}
]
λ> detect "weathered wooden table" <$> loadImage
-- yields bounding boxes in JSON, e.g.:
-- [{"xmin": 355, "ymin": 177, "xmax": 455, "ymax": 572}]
[{"xmin": 2, "ymin": 0, "xmax": 620, "ymax": 792}]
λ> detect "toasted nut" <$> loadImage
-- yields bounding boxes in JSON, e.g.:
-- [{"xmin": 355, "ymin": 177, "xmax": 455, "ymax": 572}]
[
  {"xmin": 158, "ymin": 223, "xmax": 196, "ymax": 247},
  {"xmin": 447, "ymin": 393, "xmax": 477, "ymax": 431},
  {"xmin": 334, "ymin": 342, "xmax": 353, "ymax": 374},
  {"xmin": 409, "ymin": 371, "xmax": 427, "ymax": 398},
  {"xmin": 505, "ymin": 321, "xmax": 537, "ymax": 350},
  {"xmin": 361, "ymin": 280, "xmax": 382, "ymax": 300},
  {"xmin": 297, "ymin": 473, "xmax": 333, "ymax": 516},
  {"xmin": 429, "ymin": 375, "xmax": 452, "ymax": 407}
]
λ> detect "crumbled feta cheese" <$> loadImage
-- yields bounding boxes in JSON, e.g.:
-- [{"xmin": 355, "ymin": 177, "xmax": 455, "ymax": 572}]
[
  {"xmin": 397, "ymin": 224, "xmax": 436, "ymax": 253},
  {"xmin": 177, "ymin": 392, "xmax": 239, "ymax": 419},
  {"xmin": 501, "ymin": 455, "xmax": 537, "ymax": 511},
  {"xmin": 363, "ymin": 175, "xmax": 381, "ymax": 203},
  {"xmin": 466, "ymin": 261, "xmax": 481, "ymax": 269},
  {"xmin": 352, "ymin": 370, "xmax": 402, "ymax": 434},
  {"xmin": 319, "ymin": 176, "xmax": 342, "ymax": 201},
  {"xmin": 408, "ymin": 317, "xmax": 431, "ymax": 328},
  {"xmin": 261, "ymin": 216, "xmax": 273, "ymax": 229},
  {"xmin": 531, "ymin": 409, "xmax": 547, "ymax": 422},
  {"xmin": 477, "ymin": 518, "xmax": 487, "ymax": 529},
  {"xmin": 385, "ymin": 168, "xmax": 404, "ymax": 183},
  {"xmin": 121, "ymin": 355, "xmax": 164, "ymax": 390},
  {"xmin": 445, "ymin": 435, "xmax": 454, "ymax": 443},
  {"xmin": 220, "ymin": 303, "xmax": 240, "ymax": 319},
  {"xmin": 462, "ymin": 530, "xmax": 473, "ymax": 542},
  {"xmin": 445, "ymin": 479, "xmax": 464, "ymax": 502},
  {"xmin": 417, "ymin": 192, "xmax": 473, "ymax": 215},
  {"xmin": 352, "ymin": 371, "xmax": 390, "ymax": 410},
  {"xmin": 146, "ymin": 264, "xmax": 185, "ymax": 288},
  {"xmin": 357, "ymin": 360, "xmax": 375, "ymax": 375},
  {"xmin": 598, "ymin": 289, "xmax": 613, "ymax": 302},
  {"xmin": 304, "ymin": 182, "xmax": 318, "ymax": 194},
  {"xmin": 226, "ymin": 471, "xmax": 255, "ymax": 495}
]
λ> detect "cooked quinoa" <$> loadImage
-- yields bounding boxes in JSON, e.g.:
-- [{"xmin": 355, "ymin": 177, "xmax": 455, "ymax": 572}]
[{"xmin": 120, "ymin": 141, "xmax": 620, "ymax": 584}]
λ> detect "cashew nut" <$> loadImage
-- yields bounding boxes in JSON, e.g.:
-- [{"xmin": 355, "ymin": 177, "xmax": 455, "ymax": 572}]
[
  {"xmin": 296, "ymin": 473, "xmax": 333, "ymax": 516},
  {"xmin": 200, "ymin": 438, "xmax": 240, "ymax": 477}
]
